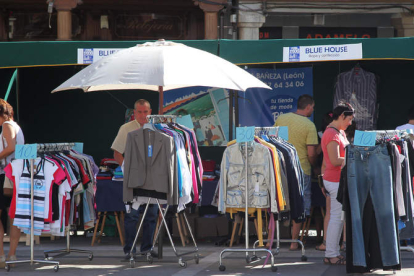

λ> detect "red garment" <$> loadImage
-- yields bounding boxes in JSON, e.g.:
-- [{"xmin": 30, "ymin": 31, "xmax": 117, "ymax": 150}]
[
  {"xmin": 5, "ymin": 164, "xmax": 16, "ymax": 219},
  {"xmin": 97, "ymin": 176, "xmax": 112, "ymax": 180},
  {"xmin": 66, "ymin": 155, "xmax": 91, "ymax": 185}
]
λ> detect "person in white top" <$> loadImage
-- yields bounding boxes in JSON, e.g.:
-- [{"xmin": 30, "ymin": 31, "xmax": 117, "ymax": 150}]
[
  {"xmin": 396, "ymin": 104, "xmax": 414, "ymax": 135},
  {"xmin": 0, "ymin": 99, "xmax": 25, "ymax": 267}
]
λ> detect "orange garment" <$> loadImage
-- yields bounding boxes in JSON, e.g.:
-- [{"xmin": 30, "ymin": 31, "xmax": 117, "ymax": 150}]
[{"xmin": 255, "ymin": 137, "xmax": 286, "ymax": 211}]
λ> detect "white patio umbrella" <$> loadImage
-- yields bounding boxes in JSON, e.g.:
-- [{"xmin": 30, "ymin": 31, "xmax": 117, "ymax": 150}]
[{"xmin": 52, "ymin": 39, "xmax": 271, "ymax": 114}]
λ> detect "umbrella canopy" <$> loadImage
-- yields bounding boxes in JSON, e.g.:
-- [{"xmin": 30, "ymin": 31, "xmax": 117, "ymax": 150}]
[{"xmin": 52, "ymin": 40, "xmax": 271, "ymax": 114}]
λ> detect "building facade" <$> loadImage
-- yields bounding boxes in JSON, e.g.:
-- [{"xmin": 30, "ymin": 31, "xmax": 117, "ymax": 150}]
[{"xmin": 1, "ymin": 1, "xmax": 414, "ymax": 41}]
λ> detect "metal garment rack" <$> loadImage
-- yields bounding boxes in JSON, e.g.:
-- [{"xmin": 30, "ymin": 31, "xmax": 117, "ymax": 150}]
[
  {"xmin": 129, "ymin": 114, "xmax": 199, "ymax": 268},
  {"xmin": 128, "ymin": 199, "xmax": 199, "ymax": 268},
  {"xmin": 5, "ymin": 143, "xmax": 67, "ymax": 272},
  {"xmin": 42, "ymin": 143, "xmax": 93, "ymax": 262},
  {"xmin": 147, "ymin": 114, "xmax": 177, "ymax": 123},
  {"xmin": 251, "ymin": 127, "xmax": 307, "ymax": 261},
  {"xmin": 219, "ymin": 127, "xmax": 278, "ymax": 272}
]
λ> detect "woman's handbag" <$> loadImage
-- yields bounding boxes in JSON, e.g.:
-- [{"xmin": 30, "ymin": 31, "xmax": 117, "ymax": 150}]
[
  {"xmin": 1, "ymin": 135, "xmax": 12, "ymax": 197},
  {"xmin": 318, "ymin": 174, "xmax": 325, "ymax": 190},
  {"xmin": 3, "ymin": 176, "xmax": 13, "ymax": 197},
  {"xmin": 318, "ymin": 174, "xmax": 330, "ymax": 196}
]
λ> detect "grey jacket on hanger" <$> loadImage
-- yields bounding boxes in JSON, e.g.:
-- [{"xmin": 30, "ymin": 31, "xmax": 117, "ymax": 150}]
[{"xmin": 123, "ymin": 128, "xmax": 178, "ymax": 206}]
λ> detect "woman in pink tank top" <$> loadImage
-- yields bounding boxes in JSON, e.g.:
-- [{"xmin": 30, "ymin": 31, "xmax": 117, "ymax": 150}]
[{"xmin": 321, "ymin": 102, "xmax": 354, "ymax": 265}]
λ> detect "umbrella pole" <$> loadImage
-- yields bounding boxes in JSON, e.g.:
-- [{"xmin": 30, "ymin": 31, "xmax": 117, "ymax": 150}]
[{"xmin": 159, "ymin": 86, "xmax": 164, "ymax": 115}]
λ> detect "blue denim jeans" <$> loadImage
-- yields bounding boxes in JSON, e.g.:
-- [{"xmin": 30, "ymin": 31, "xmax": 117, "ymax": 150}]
[
  {"xmin": 303, "ymin": 173, "xmax": 312, "ymax": 217},
  {"xmin": 123, "ymin": 204, "xmax": 159, "ymax": 254},
  {"xmin": 347, "ymin": 144, "xmax": 398, "ymax": 267}
]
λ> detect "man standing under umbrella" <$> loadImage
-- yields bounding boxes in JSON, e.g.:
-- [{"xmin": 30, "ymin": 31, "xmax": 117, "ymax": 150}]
[{"xmin": 111, "ymin": 99, "xmax": 159, "ymax": 259}]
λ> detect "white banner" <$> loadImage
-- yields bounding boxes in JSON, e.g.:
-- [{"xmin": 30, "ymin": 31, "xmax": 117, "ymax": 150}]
[
  {"xmin": 77, "ymin": 48, "xmax": 124, "ymax": 64},
  {"xmin": 283, "ymin": 43, "xmax": 362, "ymax": 62}
]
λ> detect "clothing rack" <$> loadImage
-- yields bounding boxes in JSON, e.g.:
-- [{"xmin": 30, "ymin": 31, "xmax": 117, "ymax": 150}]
[
  {"xmin": 372, "ymin": 130, "xmax": 414, "ymax": 256},
  {"xmin": 128, "ymin": 115, "xmax": 199, "ymax": 268},
  {"xmin": 41, "ymin": 143, "xmax": 94, "ymax": 262},
  {"xmin": 5, "ymin": 143, "xmax": 70, "ymax": 272},
  {"xmin": 218, "ymin": 127, "xmax": 278, "ymax": 272},
  {"xmin": 350, "ymin": 130, "xmax": 413, "ymax": 269},
  {"xmin": 147, "ymin": 115, "xmax": 177, "ymax": 124},
  {"xmin": 362, "ymin": 129, "xmax": 410, "ymax": 141},
  {"xmin": 251, "ymin": 127, "xmax": 307, "ymax": 262}
]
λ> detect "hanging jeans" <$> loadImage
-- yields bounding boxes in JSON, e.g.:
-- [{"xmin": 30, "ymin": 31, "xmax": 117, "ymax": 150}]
[{"xmin": 347, "ymin": 144, "xmax": 399, "ymax": 267}]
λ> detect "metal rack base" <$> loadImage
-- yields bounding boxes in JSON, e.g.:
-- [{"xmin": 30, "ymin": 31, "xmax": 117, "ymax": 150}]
[
  {"xmin": 128, "ymin": 198, "xmax": 199, "ymax": 268},
  {"xmin": 5, "ymin": 259, "xmax": 60, "ymax": 272},
  {"xmin": 218, "ymin": 248, "xmax": 278, "ymax": 272},
  {"xmin": 252, "ymin": 219, "xmax": 308, "ymax": 261},
  {"xmin": 44, "ymin": 228, "xmax": 93, "ymax": 261}
]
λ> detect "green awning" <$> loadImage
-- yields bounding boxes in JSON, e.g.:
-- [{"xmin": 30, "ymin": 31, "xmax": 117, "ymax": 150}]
[
  {"xmin": 218, "ymin": 37, "xmax": 414, "ymax": 64},
  {"xmin": 0, "ymin": 40, "xmax": 219, "ymax": 68},
  {"xmin": 2, "ymin": 37, "xmax": 414, "ymax": 68}
]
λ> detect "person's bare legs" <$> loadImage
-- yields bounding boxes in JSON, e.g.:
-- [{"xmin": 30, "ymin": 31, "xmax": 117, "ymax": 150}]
[
  {"xmin": 317, "ymin": 196, "xmax": 331, "ymax": 250},
  {"xmin": 0, "ymin": 210, "xmax": 4, "ymax": 257},
  {"xmin": 8, "ymin": 221, "xmax": 20, "ymax": 257},
  {"xmin": 290, "ymin": 221, "xmax": 302, "ymax": 250}
]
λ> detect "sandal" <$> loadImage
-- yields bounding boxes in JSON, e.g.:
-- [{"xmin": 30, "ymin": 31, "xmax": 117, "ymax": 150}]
[
  {"xmin": 324, "ymin": 256, "xmax": 346, "ymax": 265},
  {"xmin": 315, "ymin": 240, "xmax": 326, "ymax": 251},
  {"xmin": 340, "ymin": 241, "xmax": 347, "ymax": 252}
]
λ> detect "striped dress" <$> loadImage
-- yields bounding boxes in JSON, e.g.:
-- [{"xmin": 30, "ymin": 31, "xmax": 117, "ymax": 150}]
[{"xmin": 14, "ymin": 158, "xmax": 46, "ymax": 235}]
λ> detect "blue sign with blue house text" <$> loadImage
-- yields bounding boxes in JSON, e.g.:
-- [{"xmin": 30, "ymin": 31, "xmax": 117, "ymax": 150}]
[{"xmin": 239, "ymin": 67, "xmax": 313, "ymax": 127}]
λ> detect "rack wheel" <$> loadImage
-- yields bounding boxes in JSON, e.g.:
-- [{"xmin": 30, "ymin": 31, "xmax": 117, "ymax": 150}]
[
  {"xmin": 249, "ymin": 255, "xmax": 259, "ymax": 263},
  {"xmin": 130, "ymin": 260, "xmax": 135, "ymax": 268},
  {"xmin": 245, "ymin": 255, "xmax": 250, "ymax": 263},
  {"xmin": 44, "ymin": 253, "xmax": 49, "ymax": 259},
  {"xmin": 54, "ymin": 265, "xmax": 59, "ymax": 272},
  {"xmin": 88, "ymin": 254, "xmax": 93, "ymax": 261},
  {"xmin": 219, "ymin": 265, "xmax": 226, "ymax": 271},
  {"xmin": 195, "ymin": 254, "xmax": 199, "ymax": 264},
  {"xmin": 301, "ymin": 255, "xmax": 308, "ymax": 262},
  {"xmin": 5, "ymin": 264, "xmax": 10, "ymax": 272},
  {"xmin": 179, "ymin": 261, "xmax": 187, "ymax": 268},
  {"xmin": 271, "ymin": 266, "xmax": 278, "ymax": 272},
  {"xmin": 147, "ymin": 255, "xmax": 153, "ymax": 264}
]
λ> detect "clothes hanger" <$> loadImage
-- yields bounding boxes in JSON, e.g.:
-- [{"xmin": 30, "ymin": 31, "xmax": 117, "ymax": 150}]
[
  {"xmin": 354, "ymin": 62, "xmax": 361, "ymax": 74},
  {"xmin": 143, "ymin": 116, "xmax": 157, "ymax": 131}
]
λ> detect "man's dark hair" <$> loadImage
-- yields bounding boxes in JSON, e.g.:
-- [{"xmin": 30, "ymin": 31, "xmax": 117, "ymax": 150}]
[
  {"xmin": 297, "ymin": 94, "xmax": 314, "ymax": 110},
  {"xmin": 408, "ymin": 104, "xmax": 414, "ymax": 120},
  {"xmin": 134, "ymin": 99, "xmax": 151, "ymax": 109}
]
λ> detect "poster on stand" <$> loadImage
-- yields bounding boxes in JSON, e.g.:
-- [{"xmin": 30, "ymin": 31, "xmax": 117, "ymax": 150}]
[
  {"xmin": 239, "ymin": 67, "xmax": 313, "ymax": 127},
  {"xmin": 164, "ymin": 87, "xmax": 232, "ymax": 146}
]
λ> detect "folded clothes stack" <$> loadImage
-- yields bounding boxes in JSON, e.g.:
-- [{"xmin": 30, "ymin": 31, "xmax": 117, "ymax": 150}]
[
  {"xmin": 112, "ymin": 166, "xmax": 123, "ymax": 181},
  {"xmin": 97, "ymin": 171, "xmax": 113, "ymax": 180}
]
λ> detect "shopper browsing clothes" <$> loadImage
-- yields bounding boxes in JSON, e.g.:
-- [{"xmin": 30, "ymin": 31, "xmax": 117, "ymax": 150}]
[
  {"xmin": 316, "ymin": 112, "xmax": 348, "ymax": 252},
  {"xmin": 111, "ymin": 99, "xmax": 159, "ymax": 259},
  {"xmin": 0, "ymin": 99, "xmax": 24, "ymax": 268},
  {"xmin": 275, "ymin": 94, "xmax": 318, "ymax": 251},
  {"xmin": 321, "ymin": 102, "xmax": 354, "ymax": 265}
]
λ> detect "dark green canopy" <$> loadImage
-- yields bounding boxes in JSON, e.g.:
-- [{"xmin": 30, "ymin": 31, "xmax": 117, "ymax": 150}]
[{"xmin": 2, "ymin": 37, "xmax": 414, "ymax": 68}]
